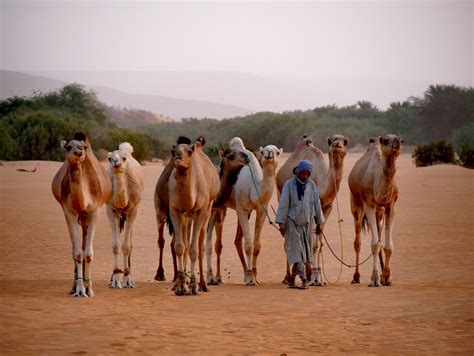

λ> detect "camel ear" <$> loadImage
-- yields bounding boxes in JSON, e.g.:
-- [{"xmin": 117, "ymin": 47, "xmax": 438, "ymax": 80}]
[
  {"xmin": 108, "ymin": 152, "xmax": 112, "ymax": 161},
  {"xmin": 218, "ymin": 150, "xmax": 225, "ymax": 158},
  {"xmin": 61, "ymin": 140, "xmax": 67, "ymax": 149},
  {"xmin": 378, "ymin": 136, "xmax": 383, "ymax": 144},
  {"xmin": 259, "ymin": 147, "xmax": 264, "ymax": 155},
  {"xmin": 278, "ymin": 148, "xmax": 283, "ymax": 155},
  {"xmin": 369, "ymin": 138, "xmax": 375, "ymax": 144},
  {"xmin": 327, "ymin": 137, "xmax": 332, "ymax": 146},
  {"xmin": 343, "ymin": 138, "xmax": 348, "ymax": 146}
]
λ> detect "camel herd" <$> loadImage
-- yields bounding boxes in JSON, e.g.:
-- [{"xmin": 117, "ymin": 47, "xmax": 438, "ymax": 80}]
[{"xmin": 51, "ymin": 131, "xmax": 403, "ymax": 297}]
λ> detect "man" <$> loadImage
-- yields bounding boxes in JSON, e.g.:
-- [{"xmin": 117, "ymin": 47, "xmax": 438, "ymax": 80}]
[{"xmin": 275, "ymin": 160, "xmax": 325, "ymax": 289}]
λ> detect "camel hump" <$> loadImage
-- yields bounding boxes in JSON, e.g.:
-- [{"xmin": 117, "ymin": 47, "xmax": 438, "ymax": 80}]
[
  {"xmin": 73, "ymin": 131, "xmax": 87, "ymax": 142},
  {"xmin": 119, "ymin": 142, "xmax": 134, "ymax": 155},
  {"xmin": 177, "ymin": 136, "xmax": 192, "ymax": 145},
  {"xmin": 195, "ymin": 136, "xmax": 206, "ymax": 147}
]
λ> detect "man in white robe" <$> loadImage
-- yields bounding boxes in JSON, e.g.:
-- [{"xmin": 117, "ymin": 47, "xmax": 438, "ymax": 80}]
[{"xmin": 275, "ymin": 160, "xmax": 325, "ymax": 289}]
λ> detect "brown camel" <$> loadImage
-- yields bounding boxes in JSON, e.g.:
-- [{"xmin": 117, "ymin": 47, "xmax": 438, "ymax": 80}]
[
  {"xmin": 154, "ymin": 136, "xmax": 192, "ymax": 282},
  {"xmin": 106, "ymin": 142, "xmax": 144, "ymax": 289},
  {"xmin": 275, "ymin": 134, "xmax": 348, "ymax": 286},
  {"xmin": 348, "ymin": 134, "xmax": 403, "ymax": 286},
  {"xmin": 168, "ymin": 136, "xmax": 220, "ymax": 295},
  {"xmin": 205, "ymin": 148, "xmax": 249, "ymax": 285},
  {"xmin": 51, "ymin": 132, "xmax": 112, "ymax": 297}
]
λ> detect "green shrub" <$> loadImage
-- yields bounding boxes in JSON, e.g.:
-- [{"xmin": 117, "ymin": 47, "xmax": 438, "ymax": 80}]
[
  {"xmin": 457, "ymin": 144, "xmax": 474, "ymax": 169},
  {"xmin": 412, "ymin": 141, "xmax": 455, "ymax": 167}
]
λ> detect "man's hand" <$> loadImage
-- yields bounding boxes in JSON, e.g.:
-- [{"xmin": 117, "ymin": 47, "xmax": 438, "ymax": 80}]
[{"xmin": 279, "ymin": 224, "xmax": 286, "ymax": 237}]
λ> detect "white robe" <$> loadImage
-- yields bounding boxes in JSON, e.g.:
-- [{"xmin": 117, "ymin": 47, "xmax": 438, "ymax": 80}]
[{"xmin": 275, "ymin": 177, "xmax": 325, "ymax": 265}]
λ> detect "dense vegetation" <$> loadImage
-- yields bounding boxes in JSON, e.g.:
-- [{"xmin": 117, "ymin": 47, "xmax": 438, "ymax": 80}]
[
  {"xmin": 0, "ymin": 84, "xmax": 166, "ymax": 162},
  {"xmin": 0, "ymin": 83, "xmax": 472, "ymax": 168}
]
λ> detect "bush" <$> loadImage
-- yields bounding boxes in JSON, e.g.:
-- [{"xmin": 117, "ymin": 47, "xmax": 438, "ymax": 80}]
[
  {"xmin": 457, "ymin": 144, "xmax": 474, "ymax": 169},
  {"xmin": 412, "ymin": 141, "xmax": 455, "ymax": 167}
]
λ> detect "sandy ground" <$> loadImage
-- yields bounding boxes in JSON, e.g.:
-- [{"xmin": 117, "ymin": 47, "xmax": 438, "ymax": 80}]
[{"xmin": 1, "ymin": 152, "xmax": 473, "ymax": 354}]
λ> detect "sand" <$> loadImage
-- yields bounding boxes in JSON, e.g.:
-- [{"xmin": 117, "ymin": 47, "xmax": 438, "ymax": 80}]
[{"xmin": 1, "ymin": 153, "xmax": 473, "ymax": 354}]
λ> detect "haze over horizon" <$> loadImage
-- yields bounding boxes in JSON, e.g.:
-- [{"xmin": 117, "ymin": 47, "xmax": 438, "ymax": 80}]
[{"xmin": 1, "ymin": 0, "xmax": 472, "ymax": 113}]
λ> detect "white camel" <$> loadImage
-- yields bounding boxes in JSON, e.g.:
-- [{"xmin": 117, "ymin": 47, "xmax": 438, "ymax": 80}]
[
  {"xmin": 228, "ymin": 138, "xmax": 283, "ymax": 285},
  {"xmin": 106, "ymin": 142, "xmax": 144, "ymax": 288}
]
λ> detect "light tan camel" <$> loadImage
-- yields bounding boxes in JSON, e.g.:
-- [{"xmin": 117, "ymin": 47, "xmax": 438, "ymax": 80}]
[
  {"xmin": 168, "ymin": 136, "xmax": 220, "ymax": 295},
  {"xmin": 227, "ymin": 138, "xmax": 283, "ymax": 286},
  {"xmin": 205, "ymin": 148, "xmax": 249, "ymax": 285},
  {"xmin": 51, "ymin": 132, "xmax": 112, "ymax": 297},
  {"xmin": 275, "ymin": 134, "xmax": 348, "ymax": 286},
  {"xmin": 348, "ymin": 134, "xmax": 403, "ymax": 286},
  {"xmin": 106, "ymin": 142, "xmax": 144, "ymax": 289},
  {"xmin": 154, "ymin": 136, "xmax": 192, "ymax": 282}
]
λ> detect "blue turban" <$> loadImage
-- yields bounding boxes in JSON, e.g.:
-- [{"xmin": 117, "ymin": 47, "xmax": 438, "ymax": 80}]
[{"xmin": 294, "ymin": 160, "xmax": 313, "ymax": 175}]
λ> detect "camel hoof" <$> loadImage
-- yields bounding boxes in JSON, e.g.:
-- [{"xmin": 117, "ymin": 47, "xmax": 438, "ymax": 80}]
[
  {"xmin": 86, "ymin": 288, "xmax": 95, "ymax": 297},
  {"xmin": 72, "ymin": 289, "xmax": 88, "ymax": 297},
  {"xmin": 281, "ymin": 276, "xmax": 291, "ymax": 285},
  {"xmin": 109, "ymin": 274, "xmax": 122, "ymax": 288},
  {"xmin": 155, "ymin": 267, "xmax": 166, "ymax": 281},
  {"xmin": 368, "ymin": 281, "xmax": 381, "ymax": 287},
  {"xmin": 381, "ymin": 280, "xmax": 392, "ymax": 286},
  {"xmin": 309, "ymin": 280, "xmax": 323, "ymax": 287},
  {"xmin": 206, "ymin": 278, "xmax": 219, "ymax": 286},
  {"xmin": 199, "ymin": 283, "xmax": 209, "ymax": 292},
  {"xmin": 216, "ymin": 278, "xmax": 224, "ymax": 285},
  {"xmin": 123, "ymin": 275, "xmax": 136, "ymax": 288}
]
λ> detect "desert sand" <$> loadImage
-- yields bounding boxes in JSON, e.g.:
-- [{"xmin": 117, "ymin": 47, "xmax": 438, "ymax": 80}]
[{"xmin": 1, "ymin": 153, "xmax": 473, "ymax": 354}]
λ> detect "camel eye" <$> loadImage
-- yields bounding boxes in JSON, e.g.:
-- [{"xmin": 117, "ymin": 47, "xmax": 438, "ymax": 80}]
[
  {"xmin": 66, "ymin": 145, "xmax": 72, "ymax": 151},
  {"xmin": 383, "ymin": 139, "xmax": 390, "ymax": 145},
  {"xmin": 344, "ymin": 139, "xmax": 348, "ymax": 146},
  {"xmin": 123, "ymin": 157, "xmax": 127, "ymax": 161},
  {"xmin": 401, "ymin": 139, "xmax": 404, "ymax": 144}
]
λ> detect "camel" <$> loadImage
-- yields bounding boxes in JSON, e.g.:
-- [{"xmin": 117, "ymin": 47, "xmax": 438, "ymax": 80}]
[
  {"xmin": 222, "ymin": 138, "xmax": 283, "ymax": 286},
  {"xmin": 154, "ymin": 138, "xmax": 248, "ymax": 284},
  {"xmin": 51, "ymin": 132, "xmax": 112, "ymax": 297},
  {"xmin": 106, "ymin": 142, "xmax": 144, "ymax": 289},
  {"xmin": 275, "ymin": 134, "xmax": 348, "ymax": 286},
  {"xmin": 154, "ymin": 136, "xmax": 192, "ymax": 283},
  {"xmin": 348, "ymin": 134, "xmax": 403, "ymax": 287},
  {"xmin": 205, "ymin": 148, "xmax": 249, "ymax": 285},
  {"xmin": 168, "ymin": 136, "xmax": 220, "ymax": 295}
]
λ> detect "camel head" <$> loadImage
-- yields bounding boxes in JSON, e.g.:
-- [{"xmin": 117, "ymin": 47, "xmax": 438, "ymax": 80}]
[
  {"xmin": 61, "ymin": 132, "xmax": 89, "ymax": 167},
  {"xmin": 108, "ymin": 142, "xmax": 133, "ymax": 172},
  {"xmin": 218, "ymin": 148, "xmax": 249, "ymax": 176},
  {"xmin": 296, "ymin": 134, "xmax": 314, "ymax": 149},
  {"xmin": 379, "ymin": 134, "xmax": 403, "ymax": 158},
  {"xmin": 259, "ymin": 144, "xmax": 283, "ymax": 169},
  {"xmin": 172, "ymin": 142, "xmax": 194, "ymax": 171},
  {"xmin": 327, "ymin": 134, "xmax": 348, "ymax": 159},
  {"xmin": 229, "ymin": 137, "xmax": 246, "ymax": 151}
]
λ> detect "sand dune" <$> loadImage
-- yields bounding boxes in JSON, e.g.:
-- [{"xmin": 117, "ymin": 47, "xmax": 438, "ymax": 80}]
[{"xmin": 1, "ymin": 154, "xmax": 473, "ymax": 354}]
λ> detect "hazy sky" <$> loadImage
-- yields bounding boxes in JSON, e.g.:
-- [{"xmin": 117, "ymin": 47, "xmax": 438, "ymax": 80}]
[{"xmin": 1, "ymin": 0, "xmax": 473, "ymax": 83}]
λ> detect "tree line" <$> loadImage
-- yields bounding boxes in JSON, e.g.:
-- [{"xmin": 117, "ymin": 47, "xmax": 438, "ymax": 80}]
[{"xmin": 0, "ymin": 83, "xmax": 472, "ymax": 166}]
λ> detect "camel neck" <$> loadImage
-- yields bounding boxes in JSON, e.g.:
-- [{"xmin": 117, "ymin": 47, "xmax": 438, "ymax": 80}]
[
  {"xmin": 259, "ymin": 162, "xmax": 276, "ymax": 203},
  {"xmin": 69, "ymin": 165, "xmax": 87, "ymax": 211},
  {"xmin": 375, "ymin": 154, "xmax": 397, "ymax": 203},
  {"xmin": 321, "ymin": 152, "xmax": 344, "ymax": 203},
  {"xmin": 112, "ymin": 171, "xmax": 128, "ymax": 209}
]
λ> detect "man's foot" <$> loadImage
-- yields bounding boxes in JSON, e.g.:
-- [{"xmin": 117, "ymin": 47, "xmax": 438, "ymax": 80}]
[{"xmin": 287, "ymin": 275, "xmax": 298, "ymax": 288}]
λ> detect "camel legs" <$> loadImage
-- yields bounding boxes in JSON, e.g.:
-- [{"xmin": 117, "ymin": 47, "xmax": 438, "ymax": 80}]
[
  {"xmin": 206, "ymin": 207, "xmax": 225, "ymax": 285},
  {"xmin": 170, "ymin": 209, "xmax": 190, "ymax": 296},
  {"xmin": 236, "ymin": 209, "xmax": 256, "ymax": 286},
  {"xmin": 65, "ymin": 209, "xmax": 87, "ymax": 297},
  {"xmin": 365, "ymin": 205, "xmax": 382, "ymax": 287},
  {"xmin": 154, "ymin": 211, "xmax": 167, "ymax": 281},
  {"xmin": 251, "ymin": 209, "xmax": 266, "ymax": 285},
  {"xmin": 122, "ymin": 207, "xmax": 137, "ymax": 288},
  {"xmin": 234, "ymin": 221, "xmax": 247, "ymax": 273},
  {"xmin": 83, "ymin": 210, "xmax": 98, "ymax": 297},
  {"xmin": 188, "ymin": 209, "xmax": 211, "ymax": 295},
  {"xmin": 381, "ymin": 205, "xmax": 395, "ymax": 286},
  {"xmin": 107, "ymin": 207, "xmax": 123, "ymax": 288}
]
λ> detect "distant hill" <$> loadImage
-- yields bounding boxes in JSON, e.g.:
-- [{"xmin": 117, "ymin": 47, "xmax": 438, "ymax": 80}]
[
  {"xmin": 28, "ymin": 70, "xmax": 468, "ymax": 111},
  {"xmin": 0, "ymin": 70, "xmax": 253, "ymax": 120}
]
